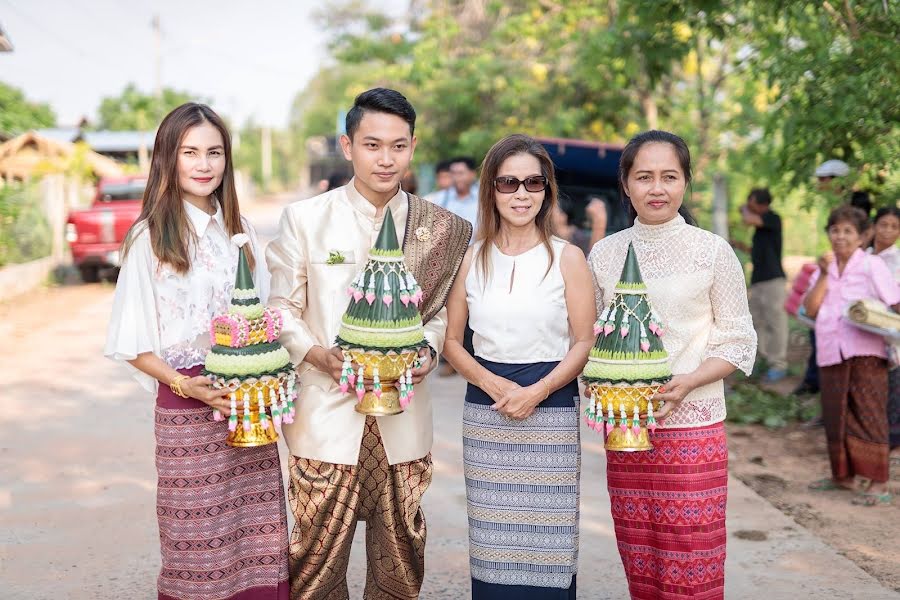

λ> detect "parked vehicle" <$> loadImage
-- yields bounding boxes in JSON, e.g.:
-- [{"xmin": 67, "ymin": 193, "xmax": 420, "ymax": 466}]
[
  {"xmin": 536, "ymin": 136, "xmax": 628, "ymax": 235},
  {"xmin": 66, "ymin": 176, "xmax": 145, "ymax": 282}
]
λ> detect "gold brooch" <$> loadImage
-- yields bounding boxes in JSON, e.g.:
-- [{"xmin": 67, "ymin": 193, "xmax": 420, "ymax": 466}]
[{"xmin": 415, "ymin": 226, "xmax": 431, "ymax": 242}]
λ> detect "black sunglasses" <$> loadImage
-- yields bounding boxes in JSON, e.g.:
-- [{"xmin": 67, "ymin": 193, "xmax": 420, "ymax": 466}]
[{"xmin": 493, "ymin": 175, "xmax": 548, "ymax": 194}]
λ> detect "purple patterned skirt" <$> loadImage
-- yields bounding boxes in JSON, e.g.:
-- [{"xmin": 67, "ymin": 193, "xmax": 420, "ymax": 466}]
[{"xmin": 156, "ymin": 366, "xmax": 289, "ymax": 600}]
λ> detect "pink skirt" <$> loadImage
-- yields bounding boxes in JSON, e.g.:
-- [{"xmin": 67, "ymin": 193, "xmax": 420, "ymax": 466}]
[
  {"xmin": 156, "ymin": 366, "xmax": 289, "ymax": 600},
  {"xmin": 606, "ymin": 423, "xmax": 728, "ymax": 600}
]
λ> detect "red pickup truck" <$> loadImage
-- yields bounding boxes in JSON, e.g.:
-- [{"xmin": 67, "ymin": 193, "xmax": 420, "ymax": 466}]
[{"xmin": 66, "ymin": 176, "xmax": 146, "ymax": 282}]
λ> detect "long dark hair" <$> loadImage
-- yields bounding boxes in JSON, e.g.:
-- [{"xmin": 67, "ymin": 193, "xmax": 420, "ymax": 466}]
[
  {"xmin": 619, "ymin": 130, "xmax": 697, "ymax": 226},
  {"xmin": 475, "ymin": 134, "xmax": 559, "ymax": 282},
  {"xmin": 123, "ymin": 103, "xmax": 252, "ymax": 272}
]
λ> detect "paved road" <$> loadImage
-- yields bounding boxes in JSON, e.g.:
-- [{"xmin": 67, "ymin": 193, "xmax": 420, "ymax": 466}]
[{"xmin": 1, "ymin": 194, "xmax": 897, "ymax": 599}]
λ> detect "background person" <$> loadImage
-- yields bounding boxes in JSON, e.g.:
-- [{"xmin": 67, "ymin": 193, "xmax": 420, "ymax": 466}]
[
  {"xmin": 740, "ymin": 188, "xmax": 788, "ymax": 382},
  {"xmin": 423, "ymin": 159, "xmax": 452, "ymax": 203},
  {"xmin": 804, "ymin": 205, "xmax": 900, "ymax": 506},
  {"xmin": 868, "ymin": 206, "xmax": 900, "ymax": 465}
]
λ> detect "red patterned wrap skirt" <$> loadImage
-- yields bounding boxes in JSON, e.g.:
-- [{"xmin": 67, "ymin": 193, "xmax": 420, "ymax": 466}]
[
  {"xmin": 155, "ymin": 366, "xmax": 290, "ymax": 600},
  {"xmin": 606, "ymin": 423, "xmax": 728, "ymax": 600}
]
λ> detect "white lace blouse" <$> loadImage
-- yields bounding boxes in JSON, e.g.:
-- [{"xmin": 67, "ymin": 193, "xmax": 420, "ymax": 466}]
[
  {"xmin": 104, "ymin": 201, "xmax": 269, "ymax": 393},
  {"xmin": 588, "ymin": 214, "xmax": 757, "ymax": 428}
]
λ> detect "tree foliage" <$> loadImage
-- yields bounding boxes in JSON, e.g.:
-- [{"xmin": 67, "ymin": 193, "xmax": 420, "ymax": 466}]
[
  {"xmin": 0, "ymin": 81, "xmax": 56, "ymax": 135},
  {"xmin": 290, "ymin": 0, "xmax": 898, "ymax": 208},
  {"xmin": 96, "ymin": 84, "xmax": 199, "ymax": 130}
]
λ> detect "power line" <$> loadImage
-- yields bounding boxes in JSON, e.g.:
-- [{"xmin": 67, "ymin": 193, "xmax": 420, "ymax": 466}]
[{"xmin": 0, "ymin": 0, "xmax": 133, "ymax": 71}]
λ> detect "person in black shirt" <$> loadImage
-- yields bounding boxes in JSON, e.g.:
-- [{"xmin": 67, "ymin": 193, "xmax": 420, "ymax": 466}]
[{"xmin": 741, "ymin": 188, "xmax": 788, "ymax": 382}]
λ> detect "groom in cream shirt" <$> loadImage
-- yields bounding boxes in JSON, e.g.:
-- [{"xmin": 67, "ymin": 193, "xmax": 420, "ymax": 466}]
[{"xmin": 266, "ymin": 88, "xmax": 471, "ymax": 600}]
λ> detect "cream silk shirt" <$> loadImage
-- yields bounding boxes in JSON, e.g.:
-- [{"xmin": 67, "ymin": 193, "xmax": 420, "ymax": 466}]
[{"xmin": 266, "ymin": 180, "xmax": 448, "ymax": 465}]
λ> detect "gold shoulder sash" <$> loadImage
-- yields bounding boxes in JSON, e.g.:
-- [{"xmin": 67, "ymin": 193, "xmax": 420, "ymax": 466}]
[{"xmin": 402, "ymin": 193, "xmax": 473, "ymax": 324}]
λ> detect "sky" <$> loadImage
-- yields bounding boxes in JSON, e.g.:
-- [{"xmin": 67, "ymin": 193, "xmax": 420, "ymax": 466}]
[{"xmin": 0, "ymin": 0, "xmax": 403, "ymax": 129}]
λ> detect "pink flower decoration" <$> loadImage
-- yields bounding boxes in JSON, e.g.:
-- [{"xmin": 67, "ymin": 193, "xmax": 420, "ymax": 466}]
[
  {"xmin": 640, "ymin": 341, "xmax": 650, "ymax": 352},
  {"xmin": 593, "ymin": 324, "xmax": 602, "ymax": 335},
  {"xmin": 353, "ymin": 290, "xmax": 364, "ymax": 302},
  {"xmin": 620, "ymin": 327, "xmax": 629, "ymax": 338},
  {"xmin": 365, "ymin": 292, "xmax": 376, "ymax": 305},
  {"xmin": 382, "ymin": 294, "xmax": 393, "ymax": 306},
  {"xmin": 400, "ymin": 292, "xmax": 410, "ymax": 306},
  {"xmin": 603, "ymin": 323, "xmax": 615, "ymax": 336}
]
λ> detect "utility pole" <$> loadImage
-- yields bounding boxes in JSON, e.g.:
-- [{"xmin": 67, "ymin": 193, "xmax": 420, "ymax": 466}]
[
  {"xmin": 261, "ymin": 127, "xmax": 273, "ymax": 192},
  {"xmin": 711, "ymin": 173, "xmax": 729, "ymax": 240},
  {"xmin": 152, "ymin": 15, "xmax": 161, "ymax": 102}
]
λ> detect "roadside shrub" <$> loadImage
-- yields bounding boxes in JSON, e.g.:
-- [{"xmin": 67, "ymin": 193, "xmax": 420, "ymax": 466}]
[{"xmin": 0, "ymin": 184, "xmax": 52, "ymax": 267}]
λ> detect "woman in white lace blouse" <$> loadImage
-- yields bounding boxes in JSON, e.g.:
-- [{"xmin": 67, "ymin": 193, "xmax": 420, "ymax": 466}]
[
  {"xmin": 104, "ymin": 104, "xmax": 288, "ymax": 600},
  {"xmin": 588, "ymin": 131, "xmax": 756, "ymax": 600}
]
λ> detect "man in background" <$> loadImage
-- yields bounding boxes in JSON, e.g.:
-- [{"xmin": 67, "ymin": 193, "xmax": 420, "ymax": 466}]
[
  {"xmin": 438, "ymin": 156, "xmax": 479, "ymax": 237},
  {"xmin": 423, "ymin": 160, "xmax": 452, "ymax": 203},
  {"xmin": 740, "ymin": 188, "xmax": 788, "ymax": 382}
]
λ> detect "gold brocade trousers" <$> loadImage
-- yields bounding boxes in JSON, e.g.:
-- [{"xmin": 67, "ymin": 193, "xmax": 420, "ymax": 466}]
[{"xmin": 288, "ymin": 417, "xmax": 432, "ymax": 600}]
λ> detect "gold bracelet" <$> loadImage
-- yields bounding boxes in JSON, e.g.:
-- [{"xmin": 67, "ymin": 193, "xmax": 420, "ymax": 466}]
[
  {"xmin": 170, "ymin": 375, "xmax": 190, "ymax": 398},
  {"xmin": 540, "ymin": 377, "xmax": 551, "ymax": 400}
]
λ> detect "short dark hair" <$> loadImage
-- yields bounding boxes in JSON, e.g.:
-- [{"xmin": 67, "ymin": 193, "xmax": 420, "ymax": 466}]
[
  {"xmin": 850, "ymin": 191, "xmax": 872, "ymax": 216},
  {"xmin": 345, "ymin": 88, "xmax": 416, "ymax": 140},
  {"xmin": 435, "ymin": 160, "xmax": 452, "ymax": 174},
  {"xmin": 826, "ymin": 205, "xmax": 870, "ymax": 234},
  {"xmin": 748, "ymin": 188, "xmax": 772, "ymax": 205},
  {"xmin": 449, "ymin": 156, "xmax": 477, "ymax": 171}
]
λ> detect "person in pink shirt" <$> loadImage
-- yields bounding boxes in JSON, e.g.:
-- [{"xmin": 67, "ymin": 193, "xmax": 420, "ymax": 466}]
[{"xmin": 804, "ymin": 205, "xmax": 900, "ymax": 506}]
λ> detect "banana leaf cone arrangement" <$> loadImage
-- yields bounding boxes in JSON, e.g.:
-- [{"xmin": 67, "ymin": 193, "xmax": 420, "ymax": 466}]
[
  {"xmin": 335, "ymin": 210, "xmax": 429, "ymax": 416},
  {"xmin": 202, "ymin": 234, "xmax": 297, "ymax": 447},
  {"xmin": 581, "ymin": 241, "xmax": 672, "ymax": 451}
]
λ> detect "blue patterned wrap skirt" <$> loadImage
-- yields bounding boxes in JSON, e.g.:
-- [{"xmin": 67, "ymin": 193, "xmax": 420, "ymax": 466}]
[{"xmin": 463, "ymin": 358, "xmax": 580, "ymax": 599}]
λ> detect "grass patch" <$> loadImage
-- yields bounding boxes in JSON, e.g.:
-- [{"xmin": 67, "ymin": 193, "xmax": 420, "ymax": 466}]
[{"xmin": 726, "ymin": 382, "xmax": 819, "ymax": 428}]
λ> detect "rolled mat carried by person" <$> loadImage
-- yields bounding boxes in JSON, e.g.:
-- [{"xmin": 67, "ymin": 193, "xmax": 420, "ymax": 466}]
[{"xmin": 847, "ymin": 299, "xmax": 900, "ymax": 331}]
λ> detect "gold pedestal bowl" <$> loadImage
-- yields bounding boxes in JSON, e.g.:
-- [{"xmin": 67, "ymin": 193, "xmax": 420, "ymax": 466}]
[
  {"xmin": 347, "ymin": 350, "xmax": 418, "ymax": 416},
  {"xmin": 211, "ymin": 375, "xmax": 294, "ymax": 448},
  {"xmin": 587, "ymin": 383, "xmax": 663, "ymax": 452}
]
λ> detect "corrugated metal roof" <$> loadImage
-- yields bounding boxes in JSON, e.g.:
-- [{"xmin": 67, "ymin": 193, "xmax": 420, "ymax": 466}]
[
  {"xmin": 82, "ymin": 131, "xmax": 155, "ymax": 153},
  {"xmin": 35, "ymin": 128, "xmax": 81, "ymax": 143}
]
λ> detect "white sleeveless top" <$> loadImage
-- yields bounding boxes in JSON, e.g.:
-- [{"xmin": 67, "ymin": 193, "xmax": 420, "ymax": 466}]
[{"xmin": 466, "ymin": 238, "xmax": 570, "ymax": 363}]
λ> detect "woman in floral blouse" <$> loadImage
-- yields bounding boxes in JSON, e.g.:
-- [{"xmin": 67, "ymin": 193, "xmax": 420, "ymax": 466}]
[{"xmin": 105, "ymin": 103, "xmax": 288, "ymax": 600}]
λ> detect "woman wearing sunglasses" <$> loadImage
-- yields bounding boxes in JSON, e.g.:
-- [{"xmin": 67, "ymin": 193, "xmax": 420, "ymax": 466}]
[{"xmin": 442, "ymin": 134, "xmax": 596, "ymax": 599}]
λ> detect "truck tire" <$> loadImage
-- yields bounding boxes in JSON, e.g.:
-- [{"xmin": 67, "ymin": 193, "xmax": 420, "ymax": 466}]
[{"xmin": 79, "ymin": 264, "xmax": 100, "ymax": 283}]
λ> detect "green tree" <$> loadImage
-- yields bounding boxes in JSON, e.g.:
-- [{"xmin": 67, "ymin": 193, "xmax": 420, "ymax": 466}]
[
  {"xmin": 233, "ymin": 120, "xmax": 299, "ymax": 191},
  {"xmin": 294, "ymin": 0, "xmax": 898, "ymax": 212},
  {"xmin": 96, "ymin": 84, "xmax": 199, "ymax": 130},
  {"xmin": 736, "ymin": 1, "xmax": 900, "ymax": 201},
  {"xmin": 0, "ymin": 81, "xmax": 56, "ymax": 135}
]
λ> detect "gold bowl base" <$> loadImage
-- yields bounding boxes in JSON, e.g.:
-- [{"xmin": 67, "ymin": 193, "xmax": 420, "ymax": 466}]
[
  {"xmin": 605, "ymin": 427, "xmax": 653, "ymax": 452},
  {"xmin": 355, "ymin": 387, "xmax": 402, "ymax": 416},
  {"xmin": 226, "ymin": 419, "xmax": 279, "ymax": 447}
]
